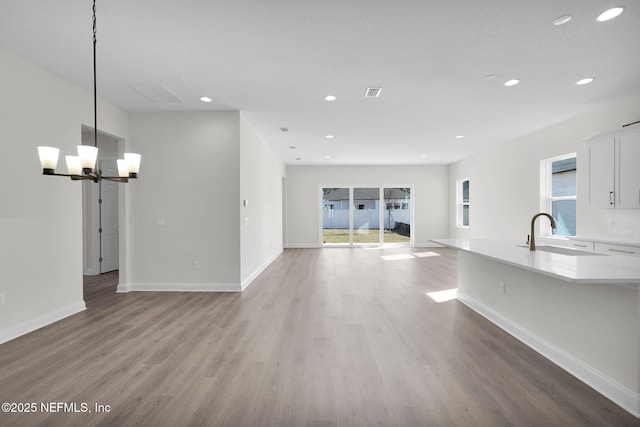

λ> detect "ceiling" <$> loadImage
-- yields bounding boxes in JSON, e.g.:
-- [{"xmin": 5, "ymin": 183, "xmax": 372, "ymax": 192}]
[{"xmin": 1, "ymin": 0, "xmax": 639, "ymax": 165}]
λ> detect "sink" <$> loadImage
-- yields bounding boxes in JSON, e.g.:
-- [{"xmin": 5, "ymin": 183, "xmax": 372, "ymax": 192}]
[{"xmin": 516, "ymin": 245, "xmax": 608, "ymax": 256}]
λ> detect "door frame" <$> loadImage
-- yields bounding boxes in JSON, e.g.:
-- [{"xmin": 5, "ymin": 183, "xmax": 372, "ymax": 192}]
[
  {"xmin": 98, "ymin": 157, "xmax": 119, "ymax": 273},
  {"xmin": 81, "ymin": 127, "xmax": 124, "ymax": 276}
]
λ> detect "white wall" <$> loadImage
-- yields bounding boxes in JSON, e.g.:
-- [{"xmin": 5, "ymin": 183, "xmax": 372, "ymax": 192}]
[
  {"xmin": 0, "ymin": 47, "xmax": 129, "ymax": 343},
  {"xmin": 122, "ymin": 111, "xmax": 242, "ymax": 291},
  {"xmin": 448, "ymin": 93, "xmax": 640, "ymax": 242},
  {"xmin": 285, "ymin": 165, "xmax": 449, "ymax": 247},
  {"xmin": 239, "ymin": 114, "xmax": 285, "ymax": 288}
]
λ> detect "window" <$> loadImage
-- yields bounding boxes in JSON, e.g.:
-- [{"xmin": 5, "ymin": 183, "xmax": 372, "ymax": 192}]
[
  {"xmin": 542, "ymin": 154, "xmax": 577, "ymax": 236},
  {"xmin": 457, "ymin": 178, "xmax": 470, "ymax": 228}
]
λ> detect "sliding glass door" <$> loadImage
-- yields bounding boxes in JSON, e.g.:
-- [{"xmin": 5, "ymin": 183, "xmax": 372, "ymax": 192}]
[
  {"xmin": 353, "ymin": 188, "xmax": 381, "ymax": 245},
  {"xmin": 322, "ymin": 186, "xmax": 412, "ymax": 246},
  {"xmin": 383, "ymin": 187, "xmax": 411, "ymax": 244},
  {"xmin": 322, "ymin": 188, "xmax": 349, "ymax": 244}
]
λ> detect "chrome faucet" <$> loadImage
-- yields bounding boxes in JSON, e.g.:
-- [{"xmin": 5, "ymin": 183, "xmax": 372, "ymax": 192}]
[{"xmin": 530, "ymin": 213, "xmax": 557, "ymax": 251}]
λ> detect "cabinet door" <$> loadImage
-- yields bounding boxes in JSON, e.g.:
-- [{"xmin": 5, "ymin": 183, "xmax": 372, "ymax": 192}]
[
  {"xmin": 616, "ymin": 129, "xmax": 640, "ymax": 208},
  {"xmin": 588, "ymin": 137, "xmax": 615, "ymax": 208}
]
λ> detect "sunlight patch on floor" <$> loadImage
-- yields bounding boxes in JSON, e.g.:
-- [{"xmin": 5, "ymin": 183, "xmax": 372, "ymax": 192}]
[
  {"xmin": 412, "ymin": 251, "xmax": 440, "ymax": 258},
  {"xmin": 427, "ymin": 288, "xmax": 458, "ymax": 303},
  {"xmin": 380, "ymin": 251, "xmax": 441, "ymax": 261},
  {"xmin": 381, "ymin": 254, "xmax": 415, "ymax": 261}
]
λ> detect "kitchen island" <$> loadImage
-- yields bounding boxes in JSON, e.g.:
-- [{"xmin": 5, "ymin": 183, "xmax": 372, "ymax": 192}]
[{"xmin": 431, "ymin": 238, "xmax": 640, "ymax": 418}]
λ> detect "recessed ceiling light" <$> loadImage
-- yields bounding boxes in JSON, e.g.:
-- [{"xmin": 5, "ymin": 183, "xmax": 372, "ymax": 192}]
[
  {"xmin": 324, "ymin": 155, "xmax": 332, "ymax": 159},
  {"xmin": 504, "ymin": 79, "xmax": 520, "ymax": 87},
  {"xmin": 597, "ymin": 7, "xmax": 624, "ymax": 22},
  {"xmin": 553, "ymin": 15, "xmax": 573, "ymax": 26},
  {"xmin": 325, "ymin": 135, "xmax": 334, "ymax": 139},
  {"xmin": 456, "ymin": 135, "xmax": 465, "ymax": 139},
  {"xmin": 576, "ymin": 78, "xmax": 594, "ymax": 85},
  {"xmin": 485, "ymin": 74, "xmax": 497, "ymax": 80},
  {"xmin": 420, "ymin": 155, "xmax": 427, "ymax": 158},
  {"xmin": 200, "ymin": 96, "xmax": 212, "ymax": 103},
  {"xmin": 324, "ymin": 95, "xmax": 337, "ymax": 101}
]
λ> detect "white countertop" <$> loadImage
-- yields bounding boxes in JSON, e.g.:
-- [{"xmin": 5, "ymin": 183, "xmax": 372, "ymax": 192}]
[{"xmin": 431, "ymin": 238, "xmax": 640, "ymax": 285}]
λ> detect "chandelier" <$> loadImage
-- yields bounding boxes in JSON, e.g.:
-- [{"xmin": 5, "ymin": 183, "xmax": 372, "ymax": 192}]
[{"xmin": 37, "ymin": 0, "xmax": 141, "ymax": 183}]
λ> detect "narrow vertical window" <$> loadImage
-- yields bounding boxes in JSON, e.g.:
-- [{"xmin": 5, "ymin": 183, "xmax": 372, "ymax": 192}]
[
  {"xmin": 457, "ymin": 178, "xmax": 470, "ymax": 228},
  {"xmin": 542, "ymin": 154, "xmax": 577, "ymax": 236}
]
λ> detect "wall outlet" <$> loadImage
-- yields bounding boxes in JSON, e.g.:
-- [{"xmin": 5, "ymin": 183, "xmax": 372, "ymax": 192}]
[
  {"xmin": 498, "ymin": 282, "xmax": 506, "ymax": 295},
  {"xmin": 0, "ymin": 293, "xmax": 5, "ymax": 305}
]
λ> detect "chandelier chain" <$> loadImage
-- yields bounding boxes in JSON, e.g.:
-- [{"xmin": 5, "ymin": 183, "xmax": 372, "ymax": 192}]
[
  {"xmin": 92, "ymin": 0, "xmax": 97, "ymax": 43},
  {"xmin": 92, "ymin": 0, "xmax": 98, "ymax": 149}
]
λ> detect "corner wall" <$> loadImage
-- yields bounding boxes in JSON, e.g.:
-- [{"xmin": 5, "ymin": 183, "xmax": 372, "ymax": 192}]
[
  {"xmin": 239, "ymin": 114, "xmax": 285, "ymax": 289},
  {"xmin": 122, "ymin": 111, "xmax": 241, "ymax": 291}
]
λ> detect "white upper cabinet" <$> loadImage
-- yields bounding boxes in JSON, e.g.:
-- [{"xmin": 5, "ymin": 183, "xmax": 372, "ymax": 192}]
[
  {"xmin": 616, "ymin": 130, "xmax": 640, "ymax": 208},
  {"xmin": 587, "ymin": 125, "xmax": 640, "ymax": 209},
  {"xmin": 588, "ymin": 137, "xmax": 615, "ymax": 208}
]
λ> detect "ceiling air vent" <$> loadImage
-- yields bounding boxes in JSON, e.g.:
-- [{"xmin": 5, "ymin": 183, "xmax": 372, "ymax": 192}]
[
  {"xmin": 127, "ymin": 83, "xmax": 183, "ymax": 103},
  {"xmin": 280, "ymin": 127, "xmax": 289, "ymax": 132},
  {"xmin": 364, "ymin": 87, "xmax": 382, "ymax": 97}
]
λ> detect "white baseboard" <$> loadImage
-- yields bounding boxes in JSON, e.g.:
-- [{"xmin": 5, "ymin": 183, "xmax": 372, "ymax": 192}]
[
  {"xmin": 241, "ymin": 250, "xmax": 282, "ymax": 291},
  {"xmin": 457, "ymin": 291, "xmax": 640, "ymax": 418},
  {"xmin": 415, "ymin": 242, "xmax": 446, "ymax": 248},
  {"xmin": 118, "ymin": 251, "xmax": 284, "ymax": 294},
  {"xmin": 0, "ymin": 301, "xmax": 86, "ymax": 345},
  {"xmin": 117, "ymin": 282, "xmax": 241, "ymax": 293},
  {"xmin": 284, "ymin": 243, "xmax": 321, "ymax": 248},
  {"xmin": 83, "ymin": 267, "xmax": 99, "ymax": 276},
  {"xmin": 285, "ymin": 243, "xmax": 444, "ymax": 249}
]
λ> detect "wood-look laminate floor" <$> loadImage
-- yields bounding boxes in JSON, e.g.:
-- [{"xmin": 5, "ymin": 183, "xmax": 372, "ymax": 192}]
[{"xmin": 0, "ymin": 247, "xmax": 637, "ymax": 427}]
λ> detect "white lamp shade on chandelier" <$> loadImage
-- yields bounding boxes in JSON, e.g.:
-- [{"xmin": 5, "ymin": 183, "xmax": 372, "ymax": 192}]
[
  {"xmin": 37, "ymin": 146, "xmax": 60, "ymax": 171},
  {"xmin": 117, "ymin": 159, "xmax": 130, "ymax": 177},
  {"xmin": 124, "ymin": 153, "xmax": 141, "ymax": 174},
  {"xmin": 65, "ymin": 155, "xmax": 83, "ymax": 175},
  {"xmin": 76, "ymin": 145, "xmax": 99, "ymax": 170}
]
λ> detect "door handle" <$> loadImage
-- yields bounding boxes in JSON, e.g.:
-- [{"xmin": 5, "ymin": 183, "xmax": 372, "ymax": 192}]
[{"xmin": 609, "ymin": 191, "xmax": 614, "ymax": 205}]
